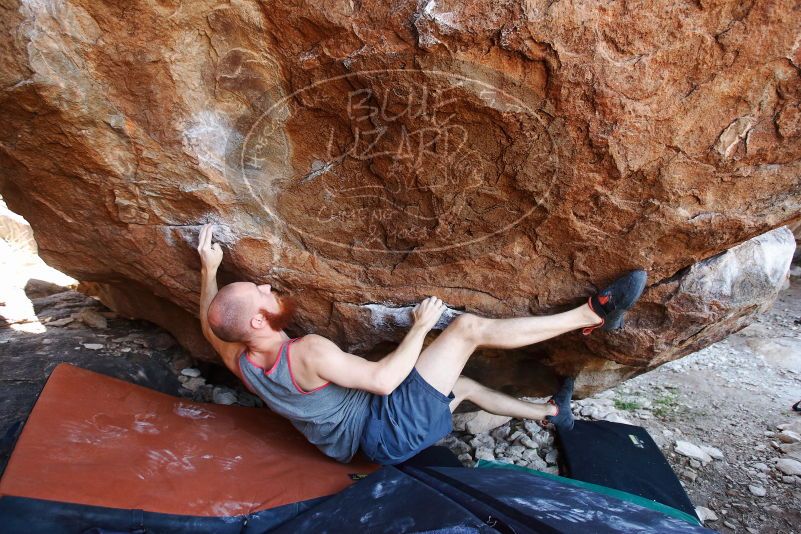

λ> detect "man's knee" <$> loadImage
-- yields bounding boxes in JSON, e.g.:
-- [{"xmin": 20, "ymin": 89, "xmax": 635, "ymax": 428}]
[
  {"xmin": 448, "ymin": 313, "xmax": 485, "ymax": 343},
  {"xmin": 454, "ymin": 375, "xmax": 482, "ymax": 401}
]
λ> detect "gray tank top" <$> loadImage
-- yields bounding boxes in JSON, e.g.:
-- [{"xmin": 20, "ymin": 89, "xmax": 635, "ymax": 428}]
[{"xmin": 238, "ymin": 337, "xmax": 373, "ymax": 462}]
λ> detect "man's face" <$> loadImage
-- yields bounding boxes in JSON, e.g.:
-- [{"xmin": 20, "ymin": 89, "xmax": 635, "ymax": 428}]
[
  {"xmin": 254, "ymin": 283, "xmax": 280, "ymax": 315},
  {"xmin": 248, "ymin": 282, "xmax": 297, "ymax": 333}
]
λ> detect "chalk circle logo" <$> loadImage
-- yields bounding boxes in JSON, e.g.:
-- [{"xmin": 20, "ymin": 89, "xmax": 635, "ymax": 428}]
[{"xmin": 236, "ymin": 69, "xmax": 559, "ymax": 258}]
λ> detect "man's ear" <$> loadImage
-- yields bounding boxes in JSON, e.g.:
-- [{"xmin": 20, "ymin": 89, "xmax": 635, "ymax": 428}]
[{"xmin": 250, "ymin": 313, "xmax": 266, "ymax": 330}]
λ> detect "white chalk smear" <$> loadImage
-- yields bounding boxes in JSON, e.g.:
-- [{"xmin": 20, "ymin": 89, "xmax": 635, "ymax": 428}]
[
  {"xmin": 182, "ymin": 111, "xmax": 231, "ymax": 175},
  {"xmin": 174, "ymin": 403, "xmax": 216, "ymax": 420},
  {"xmin": 132, "ymin": 414, "xmax": 160, "ymax": 435},
  {"xmin": 363, "ymin": 303, "xmax": 463, "ymax": 330}
]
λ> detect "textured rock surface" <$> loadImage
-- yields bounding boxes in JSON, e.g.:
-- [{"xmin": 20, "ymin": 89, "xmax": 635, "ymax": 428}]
[{"xmin": 1, "ymin": 0, "xmax": 800, "ymax": 395}]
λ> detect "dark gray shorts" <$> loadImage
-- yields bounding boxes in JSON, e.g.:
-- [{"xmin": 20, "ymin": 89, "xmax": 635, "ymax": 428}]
[{"xmin": 359, "ymin": 368, "xmax": 454, "ymax": 465}]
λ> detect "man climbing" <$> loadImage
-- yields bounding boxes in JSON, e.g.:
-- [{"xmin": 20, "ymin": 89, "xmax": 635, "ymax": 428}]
[{"xmin": 196, "ymin": 224, "xmax": 647, "ymax": 465}]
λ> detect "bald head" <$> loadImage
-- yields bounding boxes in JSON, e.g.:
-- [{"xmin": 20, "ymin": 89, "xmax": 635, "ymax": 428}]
[{"xmin": 207, "ymin": 282, "xmax": 258, "ymax": 343}]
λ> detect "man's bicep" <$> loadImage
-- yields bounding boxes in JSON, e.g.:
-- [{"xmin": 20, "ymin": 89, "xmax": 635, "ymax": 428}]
[{"xmin": 312, "ymin": 337, "xmax": 386, "ymax": 395}]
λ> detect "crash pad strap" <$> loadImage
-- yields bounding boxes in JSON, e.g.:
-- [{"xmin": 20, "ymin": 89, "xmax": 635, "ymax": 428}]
[{"xmin": 476, "ymin": 460, "xmax": 701, "ymax": 526}]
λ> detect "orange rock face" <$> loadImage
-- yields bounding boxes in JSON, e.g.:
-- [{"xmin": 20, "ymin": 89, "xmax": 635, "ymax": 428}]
[{"xmin": 0, "ymin": 0, "xmax": 799, "ymax": 394}]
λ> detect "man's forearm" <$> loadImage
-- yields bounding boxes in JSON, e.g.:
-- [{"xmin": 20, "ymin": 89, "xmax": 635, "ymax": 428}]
[
  {"xmin": 199, "ymin": 267, "xmax": 218, "ymax": 330},
  {"xmin": 376, "ymin": 325, "xmax": 428, "ymax": 394}
]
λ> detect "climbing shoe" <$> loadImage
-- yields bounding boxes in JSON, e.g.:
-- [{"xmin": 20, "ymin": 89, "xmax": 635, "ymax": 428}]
[
  {"xmin": 583, "ymin": 269, "xmax": 647, "ymax": 335},
  {"xmin": 544, "ymin": 377, "xmax": 575, "ymax": 432}
]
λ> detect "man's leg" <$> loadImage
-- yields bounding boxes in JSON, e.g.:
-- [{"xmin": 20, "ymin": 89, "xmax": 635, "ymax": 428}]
[
  {"xmin": 450, "ymin": 376, "xmax": 555, "ymax": 419},
  {"xmin": 415, "ymin": 303, "xmax": 600, "ymax": 396}
]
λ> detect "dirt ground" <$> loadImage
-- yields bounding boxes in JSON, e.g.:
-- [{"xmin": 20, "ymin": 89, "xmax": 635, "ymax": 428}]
[
  {"xmin": 594, "ymin": 273, "xmax": 801, "ymax": 533},
  {"xmin": 1, "ymin": 229, "xmax": 799, "ymax": 532}
]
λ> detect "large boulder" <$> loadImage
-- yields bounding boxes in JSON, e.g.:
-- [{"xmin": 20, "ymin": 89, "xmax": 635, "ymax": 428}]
[{"xmin": 0, "ymin": 0, "xmax": 799, "ymax": 395}]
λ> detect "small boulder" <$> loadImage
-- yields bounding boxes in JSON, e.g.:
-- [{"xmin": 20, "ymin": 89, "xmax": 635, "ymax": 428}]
[
  {"xmin": 518, "ymin": 435, "xmax": 538, "ymax": 450},
  {"xmin": 212, "ymin": 387, "xmax": 238, "ymax": 405},
  {"xmin": 523, "ymin": 420, "xmax": 543, "ymax": 435},
  {"xmin": 581, "ymin": 405, "xmax": 610, "ymax": 420},
  {"xmin": 464, "ymin": 411, "xmax": 512, "ymax": 435},
  {"xmin": 777, "ymin": 430, "xmax": 801, "ymax": 444},
  {"xmin": 457, "ymin": 453, "xmax": 473, "ymax": 466},
  {"xmin": 47, "ymin": 317, "xmax": 74, "ymax": 327},
  {"xmin": 182, "ymin": 377, "xmax": 206, "ymax": 392},
  {"xmin": 491, "ymin": 425, "xmax": 511, "ymax": 441},
  {"xmin": 452, "ymin": 412, "xmax": 474, "ymax": 431},
  {"xmin": 508, "ymin": 430, "xmax": 526, "ymax": 442},
  {"xmin": 504, "ymin": 445, "xmax": 526, "ymax": 459},
  {"xmin": 675, "ymin": 440, "xmax": 712, "ymax": 464},
  {"xmin": 469, "ymin": 434, "xmax": 495, "ymax": 450},
  {"xmin": 77, "ymin": 309, "xmax": 108, "ymax": 329},
  {"xmin": 700, "ymin": 445, "xmax": 724, "ymax": 460},
  {"xmin": 525, "ymin": 455, "xmax": 548, "ymax": 471},
  {"xmin": 494, "ymin": 443, "xmax": 509, "ymax": 455},
  {"xmin": 776, "ymin": 458, "xmax": 801, "ymax": 476},
  {"xmin": 777, "ymin": 421, "xmax": 801, "ymax": 434},
  {"xmin": 748, "ymin": 485, "xmax": 766, "ymax": 497},
  {"xmin": 778, "ymin": 441, "xmax": 801, "ymax": 457},
  {"xmin": 695, "ymin": 506, "xmax": 718, "ymax": 522},
  {"xmin": 474, "ymin": 447, "xmax": 495, "ymax": 462},
  {"xmin": 529, "ymin": 431, "xmax": 554, "ymax": 449}
]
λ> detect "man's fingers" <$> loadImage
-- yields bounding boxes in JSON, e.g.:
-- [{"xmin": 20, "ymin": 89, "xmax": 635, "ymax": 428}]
[
  {"xmin": 197, "ymin": 225, "xmax": 207, "ymax": 248},
  {"xmin": 203, "ymin": 224, "xmax": 214, "ymax": 247},
  {"xmin": 417, "ymin": 297, "xmax": 445, "ymax": 311},
  {"xmin": 422, "ymin": 296, "xmax": 444, "ymax": 309},
  {"xmin": 199, "ymin": 224, "xmax": 214, "ymax": 248}
]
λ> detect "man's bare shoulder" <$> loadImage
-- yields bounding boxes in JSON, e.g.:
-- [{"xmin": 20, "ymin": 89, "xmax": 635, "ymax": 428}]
[
  {"xmin": 294, "ymin": 334, "xmax": 367, "ymax": 368},
  {"xmin": 296, "ymin": 333, "xmax": 340, "ymax": 354},
  {"xmin": 290, "ymin": 334, "xmax": 351, "ymax": 388}
]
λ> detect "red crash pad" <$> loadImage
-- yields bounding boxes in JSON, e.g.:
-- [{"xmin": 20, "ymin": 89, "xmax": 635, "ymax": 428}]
[{"xmin": 0, "ymin": 363, "xmax": 376, "ymax": 517}]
